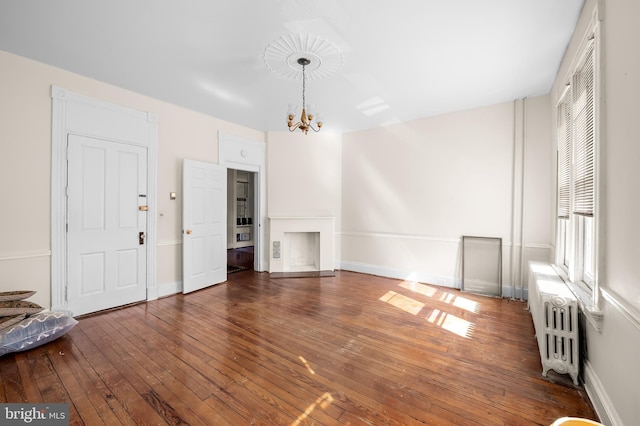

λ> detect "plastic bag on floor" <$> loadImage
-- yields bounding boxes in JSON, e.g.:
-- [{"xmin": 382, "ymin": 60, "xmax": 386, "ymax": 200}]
[{"xmin": 0, "ymin": 311, "xmax": 77, "ymax": 356}]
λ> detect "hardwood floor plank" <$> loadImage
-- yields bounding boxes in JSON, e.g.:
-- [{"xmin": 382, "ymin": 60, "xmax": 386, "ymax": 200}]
[
  {"xmin": 127, "ymin": 299, "xmax": 337, "ymax": 425},
  {"xmin": 69, "ymin": 320, "xmax": 167, "ymax": 425},
  {"xmin": 203, "ymin": 283, "xmax": 499, "ymax": 422},
  {"xmin": 143, "ymin": 298, "xmax": 345, "ymax": 420},
  {"xmin": 0, "ymin": 354, "xmax": 26, "ymax": 402},
  {"xmin": 242, "ymin": 278, "xmax": 552, "ymax": 422},
  {"xmin": 62, "ymin": 332, "xmax": 133, "ymax": 426},
  {"xmin": 15, "ymin": 352, "xmax": 43, "ymax": 402},
  {"xmin": 140, "ymin": 296, "xmax": 346, "ymax": 425},
  {"xmin": 187, "ymin": 295, "xmax": 429, "ymax": 423},
  {"xmin": 127, "ymin": 304, "xmax": 270, "ymax": 424},
  {"xmin": 91, "ymin": 313, "xmax": 208, "ymax": 426},
  {"xmin": 104, "ymin": 307, "xmax": 242, "ymax": 426},
  {"xmin": 195, "ymin": 282, "xmax": 496, "ymax": 422},
  {"xmin": 24, "ymin": 347, "xmax": 71, "ymax": 403},
  {"xmin": 152, "ymin": 282, "xmax": 444, "ymax": 422},
  {"xmin": 36, "ymin": 340, "xmax": 104, "ymax": 426},
  {"xmin": 0, "ymin": 271, "xmax": 598, "ymax": 425}
]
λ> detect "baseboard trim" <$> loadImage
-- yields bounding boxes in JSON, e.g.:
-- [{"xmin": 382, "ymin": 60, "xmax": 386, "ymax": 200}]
[
  {"xmin": 339, "ymin": 261, "xmax": 458, "ymax": 289},
  {"xmin": 270, "ymin": 270, "xmax": 335, "ymax": 279},
  {"xmin": 502, "ymin": 285, "xmax": 528, "ymax": 300},
  {"xmin": 339, "ymin": 261, "xmax": 527, "ymax": 299},
  {"xmin": 155, "ymin": 281, "xmax": 182, "ymax": 299},
  {"xmin": 584, "ymin": 360, "xmax": 622, "ymax": 426}
]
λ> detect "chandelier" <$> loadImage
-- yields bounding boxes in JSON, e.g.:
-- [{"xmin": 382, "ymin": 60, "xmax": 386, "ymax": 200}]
[
  {"xmin": 287, "ymin": 58, "xmax": 323, "ymax": 134},
  {"xmin": 264, "ymin": 34, "xmax": 343, "ymax": 135}
]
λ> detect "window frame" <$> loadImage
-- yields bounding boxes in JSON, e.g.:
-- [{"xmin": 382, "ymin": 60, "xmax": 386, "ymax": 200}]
[{"xmin": 553, "ymin": 14, "xmax": 601, "ymax": 315}]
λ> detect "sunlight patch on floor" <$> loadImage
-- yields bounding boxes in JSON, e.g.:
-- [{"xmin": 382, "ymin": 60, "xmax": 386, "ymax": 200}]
[
  {"xmin": 379, "ymin": 290, "xmax": 425, "ymax": 315},
  {"xmin": 399, "ymin": 281, "xmax": 438, "ymax": 297},
  {"xmin": 375, "ymin": 280, "xmax": 480, "ymax": 338},
  {"xmin": 298, "ymin": 356, "xmax": 315, "ymax": 375},
  {"xmin": 400, "ymin": 280, "xmax": 480, "ymax": 314},
  {"xmin": 426, "ymin": 309, "xmax": 475, "ymax": 338},
  {"xmin": 452, "ymin": 295, "xmax": 480, "ymax": 313},
  {"xmin": 291, "ymin": 392, "xmax": 334, "ymax": 426}
]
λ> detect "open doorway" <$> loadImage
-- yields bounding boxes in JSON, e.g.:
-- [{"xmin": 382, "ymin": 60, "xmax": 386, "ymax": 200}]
[
  {"xmin": 219, "ymin": 132, "xmax": 265, "ymax": 272},
  {"xmin": 227, "ymin": 168, "xmax": 255, "ymax": 273}
]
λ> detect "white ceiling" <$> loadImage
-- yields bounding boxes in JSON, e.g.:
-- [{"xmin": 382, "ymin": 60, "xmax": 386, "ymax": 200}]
[{"xmin": 0, "ymin": 0, "xmax": 584, "ymax": 133}]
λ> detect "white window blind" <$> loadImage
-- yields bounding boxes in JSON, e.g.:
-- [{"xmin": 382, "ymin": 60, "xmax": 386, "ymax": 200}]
[
  {"xmin": 557, "ymin": 94, "xmax": 571, "ymax": 219},
  {"xmin": 572, "ymin": 40, "xmax": 595, "ymax": 217}
]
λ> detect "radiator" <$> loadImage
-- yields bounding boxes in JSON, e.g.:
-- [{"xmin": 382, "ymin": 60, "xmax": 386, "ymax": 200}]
[{"xmin": 528, "ymin": 262, "xmax": 579, "ymax": 385}]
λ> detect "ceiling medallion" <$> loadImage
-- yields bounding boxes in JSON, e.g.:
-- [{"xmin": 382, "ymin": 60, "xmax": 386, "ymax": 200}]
[{"xmin": 264, "ymin": 34, "xmax": 344, "ymax": 81}]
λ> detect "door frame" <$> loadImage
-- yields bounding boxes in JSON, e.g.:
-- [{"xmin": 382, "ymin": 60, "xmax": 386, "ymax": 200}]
[
  {"xmin": 218, "ymin": 132, "xmax": 266, "ymax": 272},
  {"xmin": 51, "ymin": 86, "xmax": 158, "ymax": 311}
]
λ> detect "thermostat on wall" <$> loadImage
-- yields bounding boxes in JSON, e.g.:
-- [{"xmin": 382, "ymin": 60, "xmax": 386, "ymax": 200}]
[{"xmin": 273, "ymin": 241, "xmax": 281, "ymax": 259}]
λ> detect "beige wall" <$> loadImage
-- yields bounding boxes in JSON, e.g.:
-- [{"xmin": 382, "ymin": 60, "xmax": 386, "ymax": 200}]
[
  {"xmin": 598, "ymin": 0, "xmax": 640, "ymax": 312},
  {"xmin": 266, "ymin": 130, "xmax": 343, "ymax": 265},
  {"xmin": 0, "ymin": 50, "xmax": 263, "ymax": 308},
  {"xmin": 340, "ymin": 97, "xmax": 552, "ymax": 292},
  {"xmin": 266, "ymin": 131, "xmax": 342, "ymax": 219}
]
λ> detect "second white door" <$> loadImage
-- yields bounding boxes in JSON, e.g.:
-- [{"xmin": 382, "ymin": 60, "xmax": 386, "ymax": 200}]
[{"xmin": 183, "ymin": 159, "xmax": 227, "ymax": 293}]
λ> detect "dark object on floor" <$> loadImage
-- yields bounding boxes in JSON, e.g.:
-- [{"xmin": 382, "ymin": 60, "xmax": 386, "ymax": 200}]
[{"xmin": 227, "ymin": 264, "xmax": 248, "ymax": 274}]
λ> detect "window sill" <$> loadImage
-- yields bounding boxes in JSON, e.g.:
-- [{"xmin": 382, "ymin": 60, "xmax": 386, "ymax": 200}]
[{"xmin": 551, "ymin": 264, "xmax": 603, "ymax": 332}]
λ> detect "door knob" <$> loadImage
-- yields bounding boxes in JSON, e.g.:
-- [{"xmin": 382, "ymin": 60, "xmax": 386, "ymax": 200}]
[{"xmin": 186, "ymin": 229, "xmax": 192, "ymax": 235}]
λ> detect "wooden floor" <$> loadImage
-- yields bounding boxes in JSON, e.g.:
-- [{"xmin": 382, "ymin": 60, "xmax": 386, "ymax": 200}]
[
  {"xmin": 227, "ymin": 247, "xmax": 254, "ymax": 274},
  {"xmin": 0, "ymin": 271, "xmax": 597, "ymax": 425}
]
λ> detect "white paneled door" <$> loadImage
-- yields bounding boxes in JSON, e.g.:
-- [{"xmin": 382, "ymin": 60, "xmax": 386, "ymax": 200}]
[
  {"xmin": 182, "ymin": 159, "xmax": 227, "ymax": 293},
  {"xmin": 67, "ymin": 134, "xmax": 148, "ymax": 316}
]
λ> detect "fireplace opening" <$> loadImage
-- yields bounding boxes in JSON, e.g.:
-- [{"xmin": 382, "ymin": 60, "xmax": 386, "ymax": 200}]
[{"xmin": 284, "ymin": 232, "xmax": 320, "ymax": 272}]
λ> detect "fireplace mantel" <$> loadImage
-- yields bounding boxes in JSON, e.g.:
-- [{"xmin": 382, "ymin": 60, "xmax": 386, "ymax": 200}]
[{"xmin": 269, "ymin": 217, "xmax": 335, "ymax": 274}]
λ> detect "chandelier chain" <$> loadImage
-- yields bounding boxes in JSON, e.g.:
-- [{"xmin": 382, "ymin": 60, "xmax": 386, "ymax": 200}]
[{"xmin": 302, "ymin": 63, "xmax": 306, "ymax": 111}]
